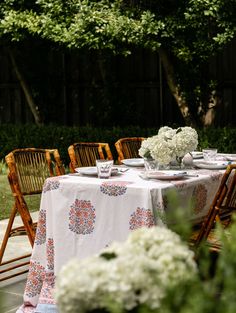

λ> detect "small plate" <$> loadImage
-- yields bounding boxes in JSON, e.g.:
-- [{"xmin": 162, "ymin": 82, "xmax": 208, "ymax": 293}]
[
  {"xmin": 75, "ymin": 167, "xmax": 119, "ymax": 176},
  {"xmin": 191, "ymin": 151, "xmax": 203, "ymax": 159},
  {"xmin": 121, "ymin": 158, "xmax": 144, "ymax": 167},
  {"xmin": 146, "ymin": 171, "xmax": 187, "ymax": 180},
  {"xmin": 226, "ymin": 155, "xmax": 236, "ymax": 161},
  {"xmin": 193, "ymin": 160, "xmax": 229, "ymax": 170}
]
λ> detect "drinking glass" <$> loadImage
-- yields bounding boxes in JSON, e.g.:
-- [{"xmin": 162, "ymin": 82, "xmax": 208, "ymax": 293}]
[
  {"xmin": 144, "ymin": 157, "xmax": 159, "ymax": 171},
  {"xmin": 96, "ymin": 160, "xmax": 114, "ymax": 178},
  {"xmin": 202, "ymin": 148, "xmax": 218, "ymax": 161}
]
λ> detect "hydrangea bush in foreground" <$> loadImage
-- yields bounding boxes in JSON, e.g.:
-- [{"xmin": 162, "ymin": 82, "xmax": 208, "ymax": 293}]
[{"xmin": 55, "ymin": 226, "xmax": 197, "ymax": 313}]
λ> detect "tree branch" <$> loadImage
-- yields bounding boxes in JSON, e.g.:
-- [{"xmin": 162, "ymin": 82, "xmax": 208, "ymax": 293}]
[
  {"xmin": 8, "ymin": 49, "xmax": 43, "ymax": 125},
  {"xmin": 159, "ymin": 47, "xmax": 197, "ymax": 127}
]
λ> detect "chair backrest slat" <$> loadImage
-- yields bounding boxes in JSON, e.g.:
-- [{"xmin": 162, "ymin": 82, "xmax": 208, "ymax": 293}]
[
  {"xmin": 6, "ymin": 148, "xmax": 64, "ymax": 195},
  {"xmin": 68, "ymin": 142, "xmax": 113, "ymax": 172},
  {"xmin": 225, "ymin": 173, "xmax": 236, "ymax": 207},
  {"xmin": 196, "ymin": 164, "xmax": 236, "ymax": 245},
  {"xmin": 1, "ymin": 147, "xmax": 64, "ymax": 265},
  {"xmin": 115, "ymin": 137, "xmax": 145, "ymax": 164}
]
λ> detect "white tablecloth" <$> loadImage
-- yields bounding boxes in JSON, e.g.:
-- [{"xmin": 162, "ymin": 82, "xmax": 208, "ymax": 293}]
[{"xmin": 17, "ymin": 166, "xmax": 224, "ymax": 312}]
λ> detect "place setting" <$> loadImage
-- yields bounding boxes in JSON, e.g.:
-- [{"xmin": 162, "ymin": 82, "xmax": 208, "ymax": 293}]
[
  {"xmin": 139, "ymin": 169, "xmax": 201, "ymax": 181},
  {"xmin": 193, "ymin": 160, "xmax": 231, "ymax": 170},
  {"xmin": 191, "ymin": 151, "xmax": 204, "ymax": 159},
  {"xmin": 192, "ymin": 148, "xmax": 234, "ymax": 170},
  {"xmin": 139, "ymin": 170, "xmax": 188, "ymax": 181},
  {"xmin": 75, "ymin": 167, "xmax": 129, "ymax": 176},
  {"xmin": 121, "ymin": 158, "xmax": 145, "ymax": 167},
  {"xmin": 222, "ymin": 154, "xmax": 236, "ymax": 162},
  {"xmin": 74, "ymin": 160, "xmax": 130, "ymax": 178}
]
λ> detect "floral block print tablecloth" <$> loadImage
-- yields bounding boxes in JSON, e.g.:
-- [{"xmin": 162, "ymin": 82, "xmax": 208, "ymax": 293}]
[{"xmin": 17, "ymin": 167, "xmax": 224, "ymax": 313}]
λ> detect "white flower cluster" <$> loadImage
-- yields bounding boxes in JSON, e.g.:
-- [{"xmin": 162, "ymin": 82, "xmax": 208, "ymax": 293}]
[
  {"xmin": 55, "ymin": 226, "xmax": 197, "ymax": 313},
  {"xmin": 139, "ymin": 126, "xmax": 198, "ymax": 165}
]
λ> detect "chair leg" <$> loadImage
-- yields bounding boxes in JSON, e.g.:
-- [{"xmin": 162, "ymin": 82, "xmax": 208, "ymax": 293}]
[
  {"xmin": 0, "ymin": 202, "xmax": 36, "ymax": 281},
  {"xmin": 0, "ymin": 204, "xmax": 18, "ymax": 264},
  {"xmin": 14, "ymin": 198, "xmax": 36, "ymax": 247}
]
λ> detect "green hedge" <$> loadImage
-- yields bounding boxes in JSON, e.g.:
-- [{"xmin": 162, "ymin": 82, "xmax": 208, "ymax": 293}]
[
  {"xmin": 0, "ymin": 124, "xmax": 157, "ymax": 166},
  {"xmin": 0, "ymin": 124, "xmax": 236, "ymax": 166}
]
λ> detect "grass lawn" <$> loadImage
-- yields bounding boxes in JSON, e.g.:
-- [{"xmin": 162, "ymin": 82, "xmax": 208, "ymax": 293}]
[{"xmin": 0, "ymin": 174, "xmax": 40, "ymax": 220}]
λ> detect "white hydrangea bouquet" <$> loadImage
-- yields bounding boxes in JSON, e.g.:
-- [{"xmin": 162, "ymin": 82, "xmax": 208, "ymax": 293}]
[
  {"xmin": 55, "ymin": 226, "xmax": 197, "ymax": 313},
  {"xmin": 139, "ymin": 126, "xmax": 198, "ymax": 166}
]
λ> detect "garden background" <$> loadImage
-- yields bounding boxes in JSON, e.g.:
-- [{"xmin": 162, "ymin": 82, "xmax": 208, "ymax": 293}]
[{"xmin": 1, "ymin": 0, "xmax": 236, "ymax": 220}]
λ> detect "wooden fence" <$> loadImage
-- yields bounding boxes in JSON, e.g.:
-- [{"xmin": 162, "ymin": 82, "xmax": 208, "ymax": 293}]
[{"xmin": 0, "ymin": 39, "xmax": 236, "ymax": 127}]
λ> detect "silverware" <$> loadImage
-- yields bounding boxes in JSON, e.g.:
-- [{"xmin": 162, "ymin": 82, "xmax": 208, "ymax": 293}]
[
  {"xmin": 184, "ymin": 174, "xmax": 199, "ymax": 177},
  {"xmin": 117, "ymin": 168, "xmax": 129, "ymax": 173}
]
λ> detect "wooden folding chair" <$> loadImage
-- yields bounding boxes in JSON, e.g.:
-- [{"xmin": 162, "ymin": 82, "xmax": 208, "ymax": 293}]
[
  {"xmin": 68, "ymin": 142, "xmax": 113, "ymax": 173},
  {"xmin": 190, "ymin": 164, "xmax": 236, "ymax": 251},
  {"xmin": 115, "ymin": 137, "xmax": 145, "ymax": 164},
  {"xmin": 0, "ymin": 148, "xmax": 65, "ymax": 281}
]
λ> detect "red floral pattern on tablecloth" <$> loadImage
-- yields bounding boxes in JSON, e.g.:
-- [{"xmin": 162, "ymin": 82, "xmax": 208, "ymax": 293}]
[
  {"xmin": 35, "ymin": 209, "xmax": 46, "ymax": 245},
  {"xmin": 196, "ymin": 169, "xmax": 222, "ymax": 181},
  {"xmin": 46, "ymin": 238, "xmax": 54, "ymax": 271},
  {"xmin": 43, "ymin": 177, "xmax": 60, "ymax": 193},
  {"xmin": 100, "ymin": 181, "xmax": 130, "ymax": 196},
  {"xmin": 162, "ymin": 195, "xmax": 169, "ymax": 210},
  {"xmin": 211, "ymin": 172, "xmax": 223, "ymax": 182},
  {"xmin": 154, "ymin": 195, "xmax": 169, "ymax": 222},
  {"xmin": 38, "ymin": 272, "xmax": 56, "ymax": 305},
  {"xmin": 17, "ymin": 304, "xmax": 35, "ymax": 313},
  {"xmin": 69, "ymin": 199, "xmax": 96, "ymax": 234},
  {"xmin": 129, "ymin": 207, "xmax": 155, "ymax": 230},
  {"xmin": 25, "ymin": 261, "xmax": 45, "ymax": 298},
  {"xmin": 173, "ymin": 181, "xmax": 188, "ymax": 188},
  {"xmin": 192, "ymin": 184, "xmax": 207, "ymax": 214}
]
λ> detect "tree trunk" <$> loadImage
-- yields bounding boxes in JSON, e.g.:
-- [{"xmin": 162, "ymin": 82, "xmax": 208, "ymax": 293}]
[
  {"xmin": 8, "ymin": 49, "xmax": 43, "ymax": 125},
  {"xmin": 201, "ymin": 90, "xmax": 222, "ymax": 127},
  {"xmin": 158, "ymin": 47, "xmax": 197, "ymax": 127}
]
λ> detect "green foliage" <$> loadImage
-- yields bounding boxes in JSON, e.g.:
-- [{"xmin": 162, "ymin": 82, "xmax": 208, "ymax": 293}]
[
  {"xmin": 160, "ymin": 190, "xmax": 194, "ymax": 242},
  {"xmin": 121, "ymin": 195, "xmax": 236, "ymax": 313},
  {"xmin": 0, "ymin": 160, "xmax": 7, "ymax": 174},
  {"xmin": 0, "ymin": 0, "xmax": 235, "ymax": 58},
  {"xmin": 1, "ymin": 0, "xmax": 236, "ymax": 126},
  {"xmin": 0, "ymin": 124, "xmax": 157, "ymax": 166},
  {"xmin": 152, "ymin": 219, "xmax": 236, "ymax": 313},
  {"xmin": 0, "ymin": 173, "xmax": 41, "ymax": 220},
  {"xmin": 197, "ymin": 127, "xmax": 236, "ymax": 153},
  {"xmin": 0, "ymin": 125, "xmax": 236, "ymax": 167},
  {"xmin": 0, "ymin": 0, "xmax": 163, "ymax": 54}
]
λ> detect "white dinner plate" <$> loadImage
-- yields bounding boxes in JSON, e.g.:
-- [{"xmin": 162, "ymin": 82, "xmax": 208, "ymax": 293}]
[
  {"xmin": 191, "ymin": 151, "xmax": 203, "ymax": 159},
  {"xmin": 146, "ymin": 170, "xmax": 187, "ymax": 180},
  {"xmin": 193, "ymin": 160, "xmax": 229, "ymax": 170},
  {"xmin": 121, "ymin": 158, "xmax": 144, "ymax": 167},
  {"xmin": 75, "ymin": 167, "xmax": 119, "ymax": 176},
  {"xmin": 226, "ymin": 154, "xmax": 236, "ymax": 161}
]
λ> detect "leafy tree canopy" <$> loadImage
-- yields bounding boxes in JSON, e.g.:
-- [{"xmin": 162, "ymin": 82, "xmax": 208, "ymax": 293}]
[
  {"xmin": 1, "ymin": 0, "xmax": 235, "ymax": 61},
  {"xmin": 1, "ymin": 0, "xmax": 236, "ymax": 126}
]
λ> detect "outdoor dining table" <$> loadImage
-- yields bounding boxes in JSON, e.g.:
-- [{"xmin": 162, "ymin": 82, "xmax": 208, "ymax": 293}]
[{"xmin": 17, "ymin": 161, "xmax": 229, "ymax": 313}]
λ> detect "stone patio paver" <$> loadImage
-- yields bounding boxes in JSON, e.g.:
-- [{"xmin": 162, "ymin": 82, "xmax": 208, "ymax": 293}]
[{"xmin": 0, "ymin": 212, "xmax": 39, "ymax": 313}]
